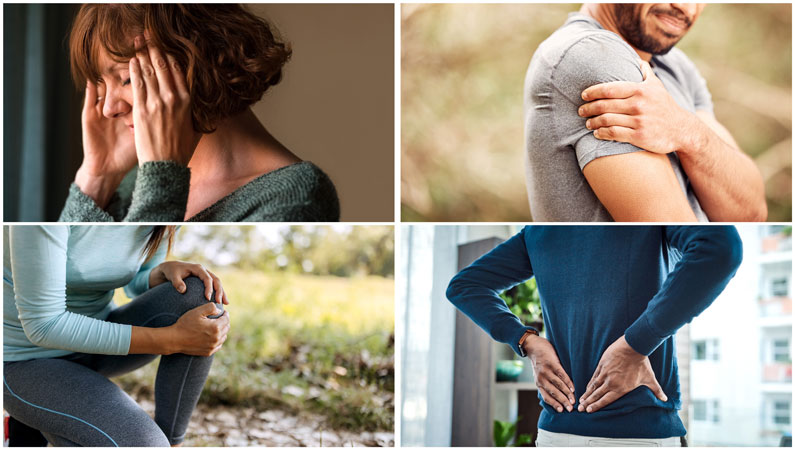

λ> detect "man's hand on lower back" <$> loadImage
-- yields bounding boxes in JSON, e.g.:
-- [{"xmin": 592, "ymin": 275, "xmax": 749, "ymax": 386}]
[
  {"xmin": 578, "ymin": 60, "xmax": 703, "ymax": 156},
  {"xmin": 524, "ymin": 335, "xmax": 576, "ymax": 413},
  {"xmin": 578, "ymin": 335, "xmax": 668, "ymax": 413}
]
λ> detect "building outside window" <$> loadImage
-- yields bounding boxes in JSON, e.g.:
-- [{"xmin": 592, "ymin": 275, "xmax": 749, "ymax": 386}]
[
  {"xmin": 693, "ymin": 339, "xmax": 720, "ymax": 361},
  {"xmin": 772, "ymin": 339, "xmax": 791, "ymax": 363},
  {"xmin": 693, "ymin": 399, "xmax": 720, "ymax": 423}
]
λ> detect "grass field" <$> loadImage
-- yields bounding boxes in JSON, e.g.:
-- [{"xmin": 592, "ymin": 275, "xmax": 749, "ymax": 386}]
[{"xmin": 113, "ymin": 269, "xmax": 395, "ymax": 432}]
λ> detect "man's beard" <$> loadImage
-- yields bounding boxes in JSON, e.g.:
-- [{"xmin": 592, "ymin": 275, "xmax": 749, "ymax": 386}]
[{"xmin": 614, "ymin": 4, "xmax": 691, "ymax": 55}]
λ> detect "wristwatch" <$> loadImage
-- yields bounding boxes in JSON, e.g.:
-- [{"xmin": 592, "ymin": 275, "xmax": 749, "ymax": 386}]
[{"xmin": 517, "ymin": 328, "xmax": 539, "ymax": 357}]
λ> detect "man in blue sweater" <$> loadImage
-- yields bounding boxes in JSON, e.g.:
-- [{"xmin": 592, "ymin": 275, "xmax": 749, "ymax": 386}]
[{"xmin": 446, "ymin": 226, "xmax": 742, "ymax": 446}]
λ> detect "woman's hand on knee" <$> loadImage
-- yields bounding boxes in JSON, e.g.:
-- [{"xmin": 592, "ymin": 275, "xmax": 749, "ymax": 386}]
[
  {"xmin": 149, "ymin": 260, "xmax": 228, "ymax": 304},
  {"xmin": 169, "ymin": 303, "xmax": 230, "ymax": 356}
]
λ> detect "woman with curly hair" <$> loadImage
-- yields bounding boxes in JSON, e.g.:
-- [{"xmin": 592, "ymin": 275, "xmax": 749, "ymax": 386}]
[{"xmin": 60, "ymin": 5, "xmax": 340, "ymax": 222}]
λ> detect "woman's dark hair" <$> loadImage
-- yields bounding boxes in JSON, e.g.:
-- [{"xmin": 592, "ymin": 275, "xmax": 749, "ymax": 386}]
[
  {"xmin": 143, "ymin": 226, "xmax": 176, "ymax": 263},
  {"xmin": 69, "ymin": 4, "xmax": 291, "ymax": 133}
]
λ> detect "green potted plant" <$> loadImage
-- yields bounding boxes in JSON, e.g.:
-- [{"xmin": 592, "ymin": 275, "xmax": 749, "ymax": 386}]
[
  {"xmin": 493, "ymin": 417, "xmax": 533, "ymax": 447},
  {"xmin": 500, "ymin": 278, "xmax": 543, "ymax": 332}
]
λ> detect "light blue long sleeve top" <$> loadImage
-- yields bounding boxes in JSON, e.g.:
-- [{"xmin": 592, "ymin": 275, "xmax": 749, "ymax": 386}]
[{"xmin": 3, "ymin": 225, "xmax": 167, "ymax": 361}]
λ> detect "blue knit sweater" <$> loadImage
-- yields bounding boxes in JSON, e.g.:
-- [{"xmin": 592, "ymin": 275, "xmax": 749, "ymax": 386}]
[{"xmin": 446, "ymin": 226, "xmax": 742, "ymax": 438}]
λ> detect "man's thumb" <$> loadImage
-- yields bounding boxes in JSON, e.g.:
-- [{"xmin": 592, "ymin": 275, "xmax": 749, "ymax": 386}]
[
  {"xmin": 648, "ymin": 379, "xmax": 668, "ymax": 402},
  {"xmin": 639, "ymin": 59, "xmax": 653, "ymax": 82}
]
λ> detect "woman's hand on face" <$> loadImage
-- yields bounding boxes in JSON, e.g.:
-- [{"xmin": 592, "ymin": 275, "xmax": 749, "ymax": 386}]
[
  {"xmin": 75, "ymin": 80, "xmax": 138, "ymax": 207},
  {"xmin": 129, "ymin": 32, "xmax": 201, "ymax": 166},
  {"xmin": 170, "ymin": 303, "xmax": 230, "ymax": 356},
  {"xmin": 150, "ymin": 260, "xmax": 229, "ymax": 304}
]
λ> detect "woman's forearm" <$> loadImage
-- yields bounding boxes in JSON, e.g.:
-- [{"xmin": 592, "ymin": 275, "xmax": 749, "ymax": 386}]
[{"xmin": 130, "ymin": 325, "xmax": 179, "ymax": 355}]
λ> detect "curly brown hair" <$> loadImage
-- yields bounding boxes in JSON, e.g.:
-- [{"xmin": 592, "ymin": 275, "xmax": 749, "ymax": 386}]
[{"xmin": 70, "ymin": 4, "xmax": 292, "ymax": 133}]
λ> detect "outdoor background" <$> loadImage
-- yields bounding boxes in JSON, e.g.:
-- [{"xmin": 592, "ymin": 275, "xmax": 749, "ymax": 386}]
[
  {"xmin": 115, "ymin": 225, "xmax": 394, "ymax": 446},
  {"xmin": 401, "ymin": 4, "xmax": 792, "ymax": 221}
]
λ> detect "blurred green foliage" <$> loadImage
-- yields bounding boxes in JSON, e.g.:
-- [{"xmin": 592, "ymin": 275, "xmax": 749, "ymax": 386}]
[
  {"xmin": 402, "ymin": 4, "xmax": 791, "ymax": 221},
  {"xmin": 115, "ymin": 226, "xmax": 394, "ymax": 432},
  {"xmin": 174, "ymin": 225, "xmax": 394, "ymax": 278}
]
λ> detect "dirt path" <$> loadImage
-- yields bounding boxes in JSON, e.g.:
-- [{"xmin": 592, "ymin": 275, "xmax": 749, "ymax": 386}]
[{"xmin": 135, "ymin": 396, "xmax": 395, "ymax": 447}]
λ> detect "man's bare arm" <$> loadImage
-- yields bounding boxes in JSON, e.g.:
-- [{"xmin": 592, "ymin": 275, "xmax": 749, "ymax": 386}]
[
  {"xmin": 677, "ymin": 111, "xmax": 767, "ymax": 221},
  {"xmin": 579, "ymin": 61, "xmax": 767, "ymax": 222},
  {"xmin": 582, "ymin": 151, "xmax": 698, "ymax": 222}
]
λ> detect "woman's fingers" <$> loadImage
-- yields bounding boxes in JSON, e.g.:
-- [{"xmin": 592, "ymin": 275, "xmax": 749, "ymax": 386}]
[
  {"xmin": 129, "ymin": 57, "xmax": 146, "ymax": 108},
  {"xmin": 135, "ymin": 35, "xmax": 159, "ymax": 102},
  {"xmin": 165, "ymin": 53, "xmax": 189, "ymax": 99},
  {"xmin": 192, "ymin": 266, "xmax": 215, "ymax": 301},
  {"xmin": 172, "ymin": 277, "xmax": 188, "ymax": 294},
  {"xmin": 144, "ymin": 31, "xmax": 176, "ymax": 98},
  {"xmin": 208, "ymin": 270, "xmax": 227, "ymax": 304}
]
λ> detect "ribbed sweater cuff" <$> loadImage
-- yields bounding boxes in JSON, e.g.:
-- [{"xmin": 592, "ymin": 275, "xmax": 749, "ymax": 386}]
[
  {"xmin": 59, "ymin": 183, "xmax": 115, "ymax": 222},
  {"xmin": 624, "ymin": 314, "xmax": 666, "ymax": 356},
  {"xmin": 126, "ymin": 161, "xmax": 190, "ymax": 222}
]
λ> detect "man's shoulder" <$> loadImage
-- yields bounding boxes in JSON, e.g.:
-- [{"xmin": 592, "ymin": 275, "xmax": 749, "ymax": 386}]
[
  {"xmin": 529, "ymin": 17, "xmax": 643, "ymax": 100},
  {"xmin": 535, "ymin": 18, "xmax": 637, "ymax": 74}
]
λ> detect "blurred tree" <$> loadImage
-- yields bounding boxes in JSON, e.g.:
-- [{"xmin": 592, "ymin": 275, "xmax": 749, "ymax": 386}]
[{"xmin": 174, "ymin": 226, "xmax": 394, "ymax": 277}]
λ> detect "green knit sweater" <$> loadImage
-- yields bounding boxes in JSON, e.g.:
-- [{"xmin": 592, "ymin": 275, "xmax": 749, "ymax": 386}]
[{"xmin": 59, "ymin": 161, "xmax": 340, "ymax": 222}]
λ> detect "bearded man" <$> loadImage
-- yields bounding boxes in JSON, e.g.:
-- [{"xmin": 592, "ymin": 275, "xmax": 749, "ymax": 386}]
[{"xmin": 524, "ymin": 4, "xmax": 766, "ymax": 222}]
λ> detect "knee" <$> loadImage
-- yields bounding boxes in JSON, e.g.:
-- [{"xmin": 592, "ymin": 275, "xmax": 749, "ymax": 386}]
[
  {"xmin": 178, "ymin": 276, "xmax": 211, "ymax": 309},
  {"xmin": 176, "ymin": 276, "xmax": 223, "ymax": 317}
]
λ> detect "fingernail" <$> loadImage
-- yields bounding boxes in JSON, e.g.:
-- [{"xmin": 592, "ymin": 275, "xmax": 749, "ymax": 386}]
[
  {"xmin": 593, "ymin": 129, "xmax": 600, "ymax": 138},
  {"xmin": 582, "ymin": 92, "xmax": 589, "ymax": 101},
  {"xmin": 557, "ymin": 407, "xmax": 563, "ymax": 412},
  {"xmin": 586, "ymin": 406, "xmax": 592, "ymax": 413},
  {"xmin": 578, "ymin": 107, "xmax": 584, "ymax": 116},
  {"xmin": 570, "ymin": 387, "xmax": 575, "ymax": 392},
  {"xmin": 578, "ymin": 405, "xmax": 584, "ymax": 412},
  {"xmin": 585, "ymin": 120, "xmax": 592, "ymax": 130},
  {"xmin": 566, "ymin": 405, "xmax": 572, "ymax": 412},
  {"xmin": 663, "ymin": 395, "xmax": 668, "ymax": 402},
  {"xmin": 179, "ymin": 286, "xmax": 185, "ymax": 293}
]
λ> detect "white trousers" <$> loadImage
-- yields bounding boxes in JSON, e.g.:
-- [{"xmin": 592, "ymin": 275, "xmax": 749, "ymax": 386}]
[{"xmin": 536, "ymin": 429, "xmax": 683, "ymax": 447}]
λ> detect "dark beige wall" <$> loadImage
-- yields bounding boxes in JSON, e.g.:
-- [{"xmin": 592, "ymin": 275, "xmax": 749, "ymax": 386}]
[{"xmin": 248, "ymin": 4, "xmax": 394, "ymax": 221}]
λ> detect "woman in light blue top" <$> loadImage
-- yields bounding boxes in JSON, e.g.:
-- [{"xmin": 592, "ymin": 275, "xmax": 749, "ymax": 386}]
[{"xmin": 3, "ymin": 225, "xmax": 231, "ymax": 446}]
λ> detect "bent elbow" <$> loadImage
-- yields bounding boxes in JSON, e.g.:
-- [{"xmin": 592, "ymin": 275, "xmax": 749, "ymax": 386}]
[
  {"xmin": 713, "ymin": 227, "xmax": 744, "ymax": 274},
  {"xmin": 751, "ymin": 201, "xmax": 768, "ymax": 222},
  {"xmin": 446, "ymin": 274, "xmax": 463, "ymax": 306},
  {"xmin": 22, "ymin": 325, "xmax": 51, "ymax": 348}
]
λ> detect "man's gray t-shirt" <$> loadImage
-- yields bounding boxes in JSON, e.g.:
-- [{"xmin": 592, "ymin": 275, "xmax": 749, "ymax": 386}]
[{"xmin": 524, "ymin": 13, "xmax": 710, "ymax": 222}]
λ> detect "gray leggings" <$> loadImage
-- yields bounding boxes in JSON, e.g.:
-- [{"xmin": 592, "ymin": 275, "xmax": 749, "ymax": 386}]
[{"xmin": 3, "ymin": 277, "xmax": 223, "ymax": 447}]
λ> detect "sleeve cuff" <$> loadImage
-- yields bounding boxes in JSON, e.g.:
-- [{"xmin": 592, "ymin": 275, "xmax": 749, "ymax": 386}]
[
  {"xmin": 512, "ymin": 325, "xmax": 539, "ymax": 357},
  {"xmin": 126, "ymin": 161, "xmax": 191, "ymax": 222},
  {"xmin": 120, "ymin": 323, "xmax": 133, "ymax": 355},
  {"xmin": 624, "ymin": 314, "xmax": 667, "ymax": 356},
  {"xmin": 59, "ymin": 184, "xmax": 116, "ymax": 222}
]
